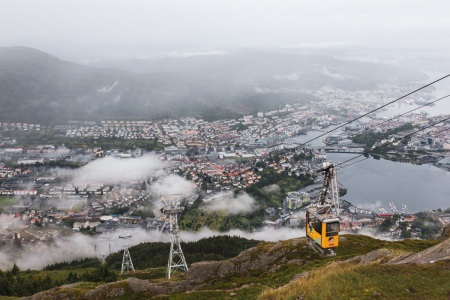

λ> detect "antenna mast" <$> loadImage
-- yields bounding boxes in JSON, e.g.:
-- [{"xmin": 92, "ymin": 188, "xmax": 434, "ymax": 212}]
[
  {"xmin": 119, "ymin": 233, "xmax": 135, "ymax": 274},
  {"xmin": 161, "ymin": 194, "xmax": 188, "ymax": 279}
]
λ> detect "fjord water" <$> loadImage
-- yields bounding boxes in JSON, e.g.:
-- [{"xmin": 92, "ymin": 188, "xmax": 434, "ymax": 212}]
[{"xmin": 327, "ymin": 153, "xmax": 450, "ymax": 212}]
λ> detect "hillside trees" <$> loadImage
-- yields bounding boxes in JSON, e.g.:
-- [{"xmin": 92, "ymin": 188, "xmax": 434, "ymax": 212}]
[{"xmin": 104, "ymin": 236, "xmax": 260, "ymax": 270}]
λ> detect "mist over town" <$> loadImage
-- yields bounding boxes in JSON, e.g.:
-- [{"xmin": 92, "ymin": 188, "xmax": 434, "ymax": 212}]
[{"xmin": 0, "ymin": 1, "xmax": 450, "ymax": 299}]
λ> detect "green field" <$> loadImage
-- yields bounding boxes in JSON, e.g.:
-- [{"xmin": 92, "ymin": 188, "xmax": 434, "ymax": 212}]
[{"xmin": 0, "ymin": 197, "xmax": 17, "ymax": 206}]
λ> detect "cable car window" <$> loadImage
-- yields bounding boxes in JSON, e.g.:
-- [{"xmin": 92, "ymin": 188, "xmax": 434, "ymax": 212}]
[
  {"xmin": 313, "ymin": 218, "xmax": 322, "ymax": 234},
  {"xmin": 326, "ymin": 222, "xmax": 339, "ymax": 237},
  {"xmin": 307, "ymin": 217, "xmax": 314, "ymax": 234}
]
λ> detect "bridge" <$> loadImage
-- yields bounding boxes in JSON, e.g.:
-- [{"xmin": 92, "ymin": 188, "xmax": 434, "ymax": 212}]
[{"xmin": 323, "ymin": 146, "xmax": 364, "ymax": 154}]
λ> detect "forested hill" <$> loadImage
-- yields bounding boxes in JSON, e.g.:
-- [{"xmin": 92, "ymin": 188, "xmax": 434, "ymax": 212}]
[
  {"xmin": 0, "ymin": 47, "xmax": 317, "ymax": 124},
  {"xmin": 0, "ymin": 47, "xmax": 426, "ymax": 124},
  {"xmin": 105, "ymin": 235, "xmax": 261, "ymax": 270}
]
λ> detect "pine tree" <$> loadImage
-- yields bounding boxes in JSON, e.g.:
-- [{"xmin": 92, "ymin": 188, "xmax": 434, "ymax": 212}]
[{"xmin": 11, "ymin": 263, "xmax": 20, "ymax": 275}]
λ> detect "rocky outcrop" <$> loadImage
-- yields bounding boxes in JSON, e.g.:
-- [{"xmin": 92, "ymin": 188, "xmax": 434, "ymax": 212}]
[
  {"xmin": 345, "ymin": 248, "xmax": 392, "ymax": 265},
  {"xmin": 21, "ymin": 283, "xmax": 82, "ymax": 300},
  {"xmin": 344, "ymin": 238, "xmax": 450, "ymax": 266},
  {"xmin": 388, "ymin": 238, "xmax": 450, "ymax": 264},
  {"xmin": 441, "ymin": 224, "xmax": 450, "ymax": 240},
  {"xmin": 22, "ymin": 278, "xmax": 200, "ymax": 300},
  {"xmin": 186, "ymin": 238, "xmax": 311, "ymax": 283}
]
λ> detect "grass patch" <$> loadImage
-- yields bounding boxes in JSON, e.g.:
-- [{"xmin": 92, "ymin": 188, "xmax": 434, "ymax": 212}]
[
  {"xmin": 159, "ymin": 285, "xmax": 266, "ymax": 300},
  {"xmin": 335, "ymin": 234, "xmax": 440, "ymax": 259},
  {"xmin": 39, "ymin": 268, "xmax": 99, "ymax": 282},
  {"xmin": 259, "ymin": 260, "xmax": 450, "ymax": 300},
  {"xmin": 384, "ymin": 238, "xmax": 440, "ymax": 252},
  {"xmin": 0, "ymin": 197, "xmax": 17, "ymax": 206},
  {"xmin": 118, "ymin": 268, "xmax": 167, "ymax": 281}
]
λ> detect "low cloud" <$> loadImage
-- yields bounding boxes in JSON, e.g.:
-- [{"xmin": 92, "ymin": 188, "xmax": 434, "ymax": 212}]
[
  {"xmin": 204, "ymin": 192, "xmax": 257, "ymax": 215},
  {"xmin": 149, "ymin": 174, "xmax": 197, "ymax": 199},
  {"xmin": 0, "ymin": 225, "xmax": 305, "ymax": 270},
  {"xmin": 320, "ymin": 66, "xmax": 349, "ymax": 80},
  {"xmin": 165, "ymin": 50, "xmax": 226, "ymax": 58},
  {"xmin": 181, "ymin": 227, "xmax": 305, "ymax": 243},
  {"xmin": 3, "ymin": 224, "xmax": 402, "ymax": 270},
  {"xmin": 273, "ymin": 72, "xmax": 301, "ymax": 81},
  {"xmin": 282, "ymin": 41, "xmax": 357, "ymax": 49},
  {"xmin": 0, "ymin": 228, "xmax": 168, "ymax": 270},
  {"xmin": 73, "ymin": 154, "xmax": 164, "ymax": 185},
  {"xmin": 347, "ymin": 229, "xmax": 396, "ymax": 241}
]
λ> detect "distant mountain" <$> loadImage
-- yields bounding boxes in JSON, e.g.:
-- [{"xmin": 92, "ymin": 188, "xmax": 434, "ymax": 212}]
[
  {"xmin": 0, "ymin": 47, "xmax": 320, "ymax": 124},
  {"xmin": 0, "ymin": 47, "xmax": 426, "ymax": 124},
  {"xmin": 93, "ymin": 49, "xmax": 428, "ymax": 90}
]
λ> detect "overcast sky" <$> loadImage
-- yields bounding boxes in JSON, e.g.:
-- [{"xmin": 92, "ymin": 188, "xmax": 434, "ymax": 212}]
[{"xmin": 1, "ymin": 0, "xmax": 450, "ymax": 59}]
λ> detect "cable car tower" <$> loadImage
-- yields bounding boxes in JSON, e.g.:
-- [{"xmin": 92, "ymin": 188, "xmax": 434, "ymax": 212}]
[
  {"xmin": 161, "ymin": 194, "xmax": 188, "ymax": 279},
  {"xmin": 119, "ymin": 233, "xmax": 135, "ymax": 274},
  {"xmin": 306, "ymin": 162, "xmax": 341, "ymax": 256}
]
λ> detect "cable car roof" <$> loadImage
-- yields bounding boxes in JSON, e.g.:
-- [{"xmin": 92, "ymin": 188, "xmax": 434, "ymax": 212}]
[{"xmin": 308, "ymin": 206, "xmax": 340, "ymax": 222}]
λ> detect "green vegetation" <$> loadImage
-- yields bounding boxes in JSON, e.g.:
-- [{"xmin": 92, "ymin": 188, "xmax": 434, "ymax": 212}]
[
  {"xmin": 118, "ymin": 267, "xmax": 167, "ymax": 281},
  {"xmin": 179, "ymin": 192, "xmax": 268, "ymax": 231},
  {"xmin": 246, "ymin": 167, "xmax": 314, "ymax": 211},
  {"xmin": 335, "ymin": 234, "xmax": 439, "ymax": 259},
  {"xmin": 105, "ymin": 236, "xmax": 260, "ymax": 270},
  {"xmin": 0, "ymin": 197, "xmax": 17, "ymax": 207},
  {"xmin": 163, "ymin": 285, "xmax": 267, "ymax": 300},
  {"xmin": 411, "ymin": 211, "xmax": 444, "ymax": 239},
  {"xmin": 43, "ymin": 258, "xmax": 102, "ymax": 271},
  {"xmin": 0, "ymin": 264, "xmax": 116, "ymax": 297},
  {"xmin": 180, "ymin": 208, "xmax": 267, "ymax": 231},
  {"xmin": 1, "ymin": 234, "xmax": 445, "ymax": 299},
  {"xmin": 162, "ymin": 235, "xmax": 443, "ymax": 300},
  {"xmin": 180, "ymin": 167, "xmax": 314, "ymax": 231},
  {"xmin": 259, "ymin": 259, "xmax": 450, "ymax": 300},
  {"xmin": 351, "ymin": 123, "xmax": 415, "ymax": 151}
]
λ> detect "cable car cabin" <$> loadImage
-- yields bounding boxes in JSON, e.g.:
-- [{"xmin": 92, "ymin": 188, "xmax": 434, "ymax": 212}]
[{"xmin": 306, "ymin": 205, "xmax": 340, "ymax": 255}]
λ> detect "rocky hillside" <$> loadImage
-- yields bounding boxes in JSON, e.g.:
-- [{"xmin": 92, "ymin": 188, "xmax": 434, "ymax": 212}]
[{"xmin": 22, "ymin": 234, "xmax": 449, "ymax": 300}]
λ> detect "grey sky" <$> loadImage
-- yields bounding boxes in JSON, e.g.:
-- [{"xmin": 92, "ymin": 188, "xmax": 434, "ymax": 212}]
[{"xmin": 1, "ymin": 0, "xmax": 450, "ymax": 58}]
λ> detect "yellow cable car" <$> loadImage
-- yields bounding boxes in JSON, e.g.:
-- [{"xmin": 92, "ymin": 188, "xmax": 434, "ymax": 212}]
[
  {"xmin": 306, "ymin": 206, "xmax": 340, "ymax": 254},
  {"xmin": 306, "ymin": 162, "xmax": 340, "ymax": 256}
]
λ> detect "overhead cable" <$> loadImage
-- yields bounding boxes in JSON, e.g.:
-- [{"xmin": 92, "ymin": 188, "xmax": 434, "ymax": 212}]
[
  {"xmin": 300, "ymin": 74, "xmax": 450, "ymax": 146},
  {"xmin": 335, "ymin": 116, "xmax": 450, "ymax": 168}
]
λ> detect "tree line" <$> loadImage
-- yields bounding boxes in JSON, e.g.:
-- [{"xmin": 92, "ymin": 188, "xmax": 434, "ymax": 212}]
[
  {"xmin": 104, "ymin": 235, "xmax": 260, "ymax": 270},
  {"xmin": 0, "ymin": 263, "xmax": 116, "ymax": 297}
]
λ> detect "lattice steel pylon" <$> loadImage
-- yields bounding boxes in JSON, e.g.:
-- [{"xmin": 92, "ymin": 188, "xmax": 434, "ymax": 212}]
[
  {"xmin": 317, "ymin": 162, "xmax": 340, "ymax": 216},
  {"xmin": 161, "ymin": 194, "xmax": 188, "ymax": 279},
  {"xmin": 120, "ymin": 234, "xmax": 135, "ymax": 274}
]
